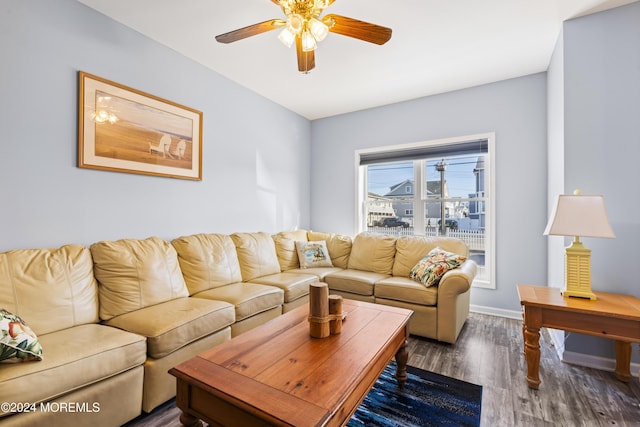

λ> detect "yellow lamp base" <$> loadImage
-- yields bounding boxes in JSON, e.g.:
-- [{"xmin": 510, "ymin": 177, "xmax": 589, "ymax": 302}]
[
  {"xmin": 562, "ymin": 288, "xmax": 597, "ymax": 300},
  {"xmin": 562, "ymin": 238, "xmax": 597, "ymax": 300}
]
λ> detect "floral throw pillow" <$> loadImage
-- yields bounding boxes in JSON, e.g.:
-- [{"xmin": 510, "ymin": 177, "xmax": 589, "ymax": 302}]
[
  {"xmin": 409, "ymin": 247, "xmax": 467, "ymax": 287},
  {"xmin": 295, "ymin": 240, "xmax": 333, "ymax": 268},
  {"xmin": 0, "ymin": 308, "xmax": 43, "ymax": 363}
]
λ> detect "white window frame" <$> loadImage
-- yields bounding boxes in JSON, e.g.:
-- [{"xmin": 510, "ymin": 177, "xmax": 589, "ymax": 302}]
[{"xmin": 355, "ymin": 133, "xmax": 496, "ymax": 289}]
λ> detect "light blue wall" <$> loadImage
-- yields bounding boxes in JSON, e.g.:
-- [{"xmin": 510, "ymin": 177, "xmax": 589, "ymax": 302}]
[
  {"xmin": 554, "ymin": 2, "xmax": 640, "ymax": 359},
  {"xmin": 3, "ymin": 0, "xmax": 638, "ymax": 365},
  {"xmin": 0, "ymin": 0, "xmax": 311, "ymax": 251},
  {"xmin": 546, "ymin": 29, "xmax": 566, "ymax": 289},
  {"xmin": 310, "ymin": 74, "xmax": 549, "ymax": 312}
]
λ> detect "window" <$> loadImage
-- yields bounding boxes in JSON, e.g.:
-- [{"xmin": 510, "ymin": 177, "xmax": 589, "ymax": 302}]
[{"xmin": 356, "ymin": 134, "xmax": 495, "ymax": 288}]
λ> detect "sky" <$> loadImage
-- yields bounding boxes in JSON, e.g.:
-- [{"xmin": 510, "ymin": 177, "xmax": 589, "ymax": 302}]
[{"xmin": 367, "ymin": 156, "xmax": 481, "ymax": 198}]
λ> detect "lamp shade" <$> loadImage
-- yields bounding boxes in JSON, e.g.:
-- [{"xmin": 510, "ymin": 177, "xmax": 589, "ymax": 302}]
[{"xmin": 544, "ymin": 191, "xmax": 615, "ymax": 238}]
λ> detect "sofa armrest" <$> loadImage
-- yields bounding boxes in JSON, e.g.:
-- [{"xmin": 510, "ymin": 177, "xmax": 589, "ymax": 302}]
[
  {"xmin": 437, "ymin": 260, "xmax": 478, "ymax": 298},
  {"xmin": 436, "ymin": 260, "xmax": 477, "ymax": 343}
]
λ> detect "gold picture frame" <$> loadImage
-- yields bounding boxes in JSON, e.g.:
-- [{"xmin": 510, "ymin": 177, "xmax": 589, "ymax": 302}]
[{"xmin": 78, "ymin": 71, "xmax": 203, "ymax": 180}]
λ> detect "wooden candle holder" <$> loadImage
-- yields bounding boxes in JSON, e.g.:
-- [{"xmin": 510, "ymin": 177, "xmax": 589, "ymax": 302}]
[
  {"xmin": 309, "ymin": 283, "xmax": 346, "ymax": 338},
  {"xmin": 309, "ymin": 282, "xmax": 330, "ymax": 338},
  {"xmin": 329, "ymin": 294, "xmax": 343, "ymax": 335}
]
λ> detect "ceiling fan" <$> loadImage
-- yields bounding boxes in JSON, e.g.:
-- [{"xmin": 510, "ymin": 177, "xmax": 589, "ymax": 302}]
[{"xmin": 215, "ymin": 0, "xmax": 392, "ymax": 73}]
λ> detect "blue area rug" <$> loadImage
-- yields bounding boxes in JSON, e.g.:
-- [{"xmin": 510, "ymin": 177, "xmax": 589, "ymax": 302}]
[{"xmin": 348, "ymin": 362, "xmax": 482, "ymax": 427}]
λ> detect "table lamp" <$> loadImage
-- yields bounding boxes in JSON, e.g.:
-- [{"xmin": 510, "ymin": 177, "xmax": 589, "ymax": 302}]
[{"xmin": 544, "ymin": 189, "xmax": 615, "ymax": 300}]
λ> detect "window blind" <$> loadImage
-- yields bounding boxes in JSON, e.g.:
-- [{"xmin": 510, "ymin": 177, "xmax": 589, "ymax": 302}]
[{"xmin": 359, "ymin": 138, "xmax": 488, "ymax": 165}]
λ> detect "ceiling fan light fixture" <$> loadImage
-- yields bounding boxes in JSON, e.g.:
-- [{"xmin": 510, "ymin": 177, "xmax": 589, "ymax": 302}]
[
  {"xmin": 287, "ymin": 13, "xmax": 304, "ymax": 34},
  {"xmin": 314, "ymin": 0, "xmax": 329, "ymax": 9},
  {"xmin": 278, "ymin": 27, "xmax": 296, "ymax": 48},
  {"xmin": 321, "ymin": 15, "xmax": 335, "ymax": 28},
  {"xmin": 308, "ymin": 18, "xmax": 329, "ymax": 41},
  {"xmin": 215, "ymin": 0, "xmax": 392, "ymax": 72},
  {"xmin": 301, "ymin": 29, "xmax": 317, "ymax": 52}
]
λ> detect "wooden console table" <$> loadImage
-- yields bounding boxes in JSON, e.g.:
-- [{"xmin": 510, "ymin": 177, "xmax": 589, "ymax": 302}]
[{"xmin": 517, "ymin": 284, "xmax": 640, "ymax": 389}]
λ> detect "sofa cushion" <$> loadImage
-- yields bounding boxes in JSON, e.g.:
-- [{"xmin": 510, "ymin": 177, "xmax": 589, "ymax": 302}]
[
  {"xmin": 104, "ymin": 297, "xmax": 234, "ymax": 359},
  {"xmin": 284, "ymin": 267, "xmax": 343, "ymax": 281},
  {"xmin": 295, "ymin": 240, "xmax": 333, "ymax": 268},
  {"xmin": 273, "ymin": 229, "xmax": 309, "ymax": 271},
  {"xmin": 347, "ymin": 233, "xmax": 396, "ymax": 275},
  {"xmin": 308, "ymin": 231, "xmax": 352, "ymax": 269},
  {"xmin": 324, "ymin": 270, "xmax": 390, "ymax": 296},
  {"xmin": 409, "ymin": 247, "xmax": 467, "ymax": 287},
  {"xmin": 192, "ymin": 283, "xmax": 283, "ymax": 322},
  {"xmin": 393, "ymin": 235, "xmax": 469, "ymax": 277},
  {"xmin": 374, "ymin": 277, "xmax": 438, "ymax": 306},
  {"xmin": 0, "ymin": 309, "xmax": 42, "ymax": 363},
  {"xmin": 172, "ymin": 233, "xmax": 243, "ymax": 295},
  {"xmin": 0, "ymin": 244, "xmax": 98, "ymax": 335},
  {"xmin": 248, "ymin": 272, "xmax": 316, "ymax": 303},
  {"xmin": 90, "ymin": 237, "xmax": 189, "ymax": 321},
  {"xmin": 0, "ymin": 324, "xmax": 145, "ymax": 416},
  {"xmin": 231, "ymin": 232, "xmax": 282, "ymax": 281}
]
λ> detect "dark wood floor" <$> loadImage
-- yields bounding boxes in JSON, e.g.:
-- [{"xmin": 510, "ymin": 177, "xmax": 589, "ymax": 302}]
[{"xmin": 125, "ymin": 312, "xmax": 640, "ymax": 427}]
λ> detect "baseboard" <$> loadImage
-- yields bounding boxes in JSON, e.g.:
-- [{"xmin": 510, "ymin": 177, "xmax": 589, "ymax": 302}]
[
  {"xmin": 541, "ymin": 325, "xmax": 640, "ymax": 375},
  {"xmin": 561, "ymin": 349, "xmax": 640, "ymax": 375},
  {"xmin": 469, "ymin": 304, "xmax": 522, "ymax": 320}
]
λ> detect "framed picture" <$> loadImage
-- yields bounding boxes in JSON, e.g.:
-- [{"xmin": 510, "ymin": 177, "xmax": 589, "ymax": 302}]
[{"xmin": 78, "ymin": 71, "xmax": 203, "ymax": 180}]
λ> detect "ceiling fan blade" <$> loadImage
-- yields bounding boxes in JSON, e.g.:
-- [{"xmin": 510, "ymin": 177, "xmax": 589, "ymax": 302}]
[
  {"xmin": 296, "ymin": 36, "xmax": 315, "ymax": 73},
  {"xmin": 323, "ymin": 14, "xmax": 392, "ymax": 45},
  {"xmin": 215, "ymin": 19, "xmax": 286, "ymax": 44}
]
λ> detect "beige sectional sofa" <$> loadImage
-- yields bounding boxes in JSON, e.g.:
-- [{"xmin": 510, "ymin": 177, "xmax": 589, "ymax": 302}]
[
  {"xmin": 0, "ymin": 230, "xmax": 476, "ymax": 426},
  {"xmin": 0, "ymin": 245, "xmax": 147, "ymax": 427},
  {"xmin": 276, "ymin": 231, "xmax": 477, "ymax": 343}
]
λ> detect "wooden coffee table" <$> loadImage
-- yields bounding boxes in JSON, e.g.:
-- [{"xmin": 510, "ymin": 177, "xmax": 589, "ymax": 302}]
[{"xmin": 169, "ymin": 299, "xmax": 413, "ymax": 427}]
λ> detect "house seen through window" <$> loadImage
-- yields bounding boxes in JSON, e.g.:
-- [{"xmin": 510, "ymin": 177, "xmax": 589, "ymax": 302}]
[{"xmin": 356, "ymin": 134, "xmax": 494, "ymax": 288}]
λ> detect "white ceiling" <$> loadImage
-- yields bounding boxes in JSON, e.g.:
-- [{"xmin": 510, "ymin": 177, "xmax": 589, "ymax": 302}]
[{"xmin": 77, "ymin": 0, "xmax": 636, "ymax": 120}]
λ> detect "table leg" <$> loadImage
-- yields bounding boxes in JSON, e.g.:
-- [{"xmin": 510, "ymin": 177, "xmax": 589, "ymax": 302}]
[
  {"xmin": 521, "ymin": 311, "xmax": 526, "ymax": 354},
  {"xmin": 614, "ymin": 340, "xmax": 631, "ymax": 382},
  {"xmin": 523, "ymin": 325, "xmax": 541, "ymax": 389},
  {"xmin": 395, "ymin": 339, "xmax": 408, "ymax": 389},
  {"xmin": 179, "ymin": 411, "xmax": 203, "ymax": 427}
]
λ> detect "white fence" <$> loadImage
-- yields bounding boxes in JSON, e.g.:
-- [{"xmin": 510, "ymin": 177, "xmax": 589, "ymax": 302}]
[{"xmin": 367, "ymin": 227, "xmax": 485, "ymax": 251}]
